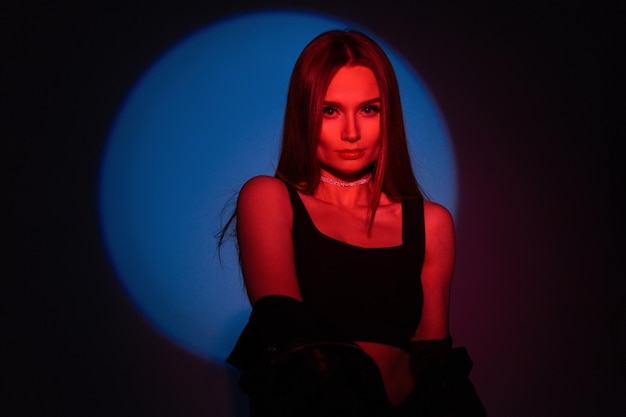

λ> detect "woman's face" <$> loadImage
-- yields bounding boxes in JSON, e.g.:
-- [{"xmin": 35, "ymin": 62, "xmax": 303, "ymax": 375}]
[{"xmin": 317, "ymin": 65, "xmax": 381, "ymax": 180}]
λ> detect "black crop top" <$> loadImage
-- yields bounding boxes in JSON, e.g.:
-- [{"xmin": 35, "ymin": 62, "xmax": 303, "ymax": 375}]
[{"xmin": 285, "ymin": 183, "xmax": 425, "ymax": 351}]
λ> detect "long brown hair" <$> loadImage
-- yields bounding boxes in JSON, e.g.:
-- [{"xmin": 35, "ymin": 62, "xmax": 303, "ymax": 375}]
[{"xmin": 276, "ymin": 29, "xmax": 423, "ymax": 228}]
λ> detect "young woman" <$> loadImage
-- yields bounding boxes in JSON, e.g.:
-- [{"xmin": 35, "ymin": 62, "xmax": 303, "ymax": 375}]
[{"xmin": 222, "ymin": 29, "xmax": 485, "ymax": 417}]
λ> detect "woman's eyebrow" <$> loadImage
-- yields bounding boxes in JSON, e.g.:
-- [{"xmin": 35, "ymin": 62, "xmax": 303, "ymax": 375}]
[{"xmin": 323, "ymin": 98, "xmax": 381, "ymax": 106}]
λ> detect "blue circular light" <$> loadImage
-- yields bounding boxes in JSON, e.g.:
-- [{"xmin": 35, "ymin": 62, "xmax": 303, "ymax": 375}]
[{"xmin": 99, "ymin": 10, "xmax": 456, "ymax": 361}]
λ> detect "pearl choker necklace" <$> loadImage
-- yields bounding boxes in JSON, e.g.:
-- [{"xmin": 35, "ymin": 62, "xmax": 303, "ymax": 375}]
[{"xmin": 320, "ymin": 174, "xmax": 372, "ymax": 187}]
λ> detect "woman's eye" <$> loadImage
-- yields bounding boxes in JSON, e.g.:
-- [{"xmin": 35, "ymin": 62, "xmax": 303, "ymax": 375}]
[
  {"xmin": 362, "ymin": 105, "xmax": 380, "ymax": 115},
  {"xmin": 322, "ymin": 107, "xmax": 337, "ymax": 116}
]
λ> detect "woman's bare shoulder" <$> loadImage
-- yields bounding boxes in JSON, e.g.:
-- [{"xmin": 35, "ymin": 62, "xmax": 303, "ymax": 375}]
[
  {"xmin": 237, "ymin": 175, "xmax": 291, "ymax": 218},
  {"xmin": 239, "ymin": 175, "xmax": 287, "ymax": 194},
  {"xmin": 238, "ymin": 175, "xmax": 288, "ymax": 202},
  {"xmin": 422, "ymin": 199, "xmax": 456, "ymax": 267},
  {"xmin": 423, "ymin": 200, "xmax": 455, "ymax": 232}
]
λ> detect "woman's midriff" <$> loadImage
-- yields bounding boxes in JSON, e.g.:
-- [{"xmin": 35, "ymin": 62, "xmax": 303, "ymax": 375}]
[{"xmin": 356, "ymin": 341, "xmax": 414, "ymax": 406}]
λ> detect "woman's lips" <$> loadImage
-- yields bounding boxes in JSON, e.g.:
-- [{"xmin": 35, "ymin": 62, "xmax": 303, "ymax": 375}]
[{"xmin": 336, "ymin": 149, "xmax": 364, "ymax": 160}]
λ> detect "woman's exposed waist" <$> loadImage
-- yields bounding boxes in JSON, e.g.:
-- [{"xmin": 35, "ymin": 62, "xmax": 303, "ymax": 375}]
[{"xmin": 356, "ymin": 341, "xmax": 414, "ymax": 406}]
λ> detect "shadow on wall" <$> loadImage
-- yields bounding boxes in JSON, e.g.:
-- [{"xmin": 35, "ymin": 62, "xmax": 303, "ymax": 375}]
[{"xmin": 207, "ymin": 362, "xmax": 248, "ymax": 417}]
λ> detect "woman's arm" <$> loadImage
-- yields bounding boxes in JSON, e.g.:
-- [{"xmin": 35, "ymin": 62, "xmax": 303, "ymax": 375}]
[
  {"xmin": 412, "ymin": 200, "xmax": 456, "ymax": 341},
  {"xmin": 236, "ymin": 175, "xmax": 302, "ymax": 305},
  {"xmin": 408, "ymin": 202, "xmax": 487, "ymax": 415}
]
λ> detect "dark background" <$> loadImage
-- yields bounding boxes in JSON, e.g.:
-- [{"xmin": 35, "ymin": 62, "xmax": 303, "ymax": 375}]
[{"xmin": 4, "ymin": 1, "xmax": 623, "ymax": 416}]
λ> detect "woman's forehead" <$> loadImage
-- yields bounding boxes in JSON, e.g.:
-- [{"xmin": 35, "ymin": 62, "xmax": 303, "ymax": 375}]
[{"xmin": 324, "ymin": 66, "xmax": 379, "ymax": 101}]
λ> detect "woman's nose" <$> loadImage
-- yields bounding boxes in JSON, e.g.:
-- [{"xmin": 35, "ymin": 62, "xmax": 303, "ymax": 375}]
[{"xmin": 341, "ymin": 115, "xmax": 360, "ymax": 142}]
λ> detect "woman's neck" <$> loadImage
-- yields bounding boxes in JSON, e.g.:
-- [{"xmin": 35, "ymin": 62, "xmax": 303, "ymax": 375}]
[
  {"xmin": 320, "ymin": 173, "xmax": 372, "ymax": 187},
  {"xmin": 314, "ymin": 172, "xmax": 374, "ymax": 208}
]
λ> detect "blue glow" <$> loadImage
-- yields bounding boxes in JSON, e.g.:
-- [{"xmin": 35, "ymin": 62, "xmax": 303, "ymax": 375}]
[{"xmin": 99, "ymin": 10, "xmax": 456, "ymax": 361}]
